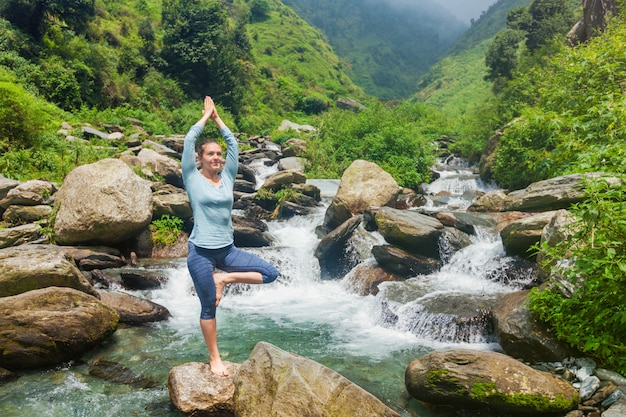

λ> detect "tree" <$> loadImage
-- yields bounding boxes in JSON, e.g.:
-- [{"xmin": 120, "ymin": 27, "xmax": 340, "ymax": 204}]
[
  {"xmin": 249, "ymin": 0, "xmax": 272, "ymax": 22},
  {"xmin": 521, "ymin": 0, "xmax": 577, "ymax": 51},
  {"xmin": 485, "ymin": 29, "xmax": 525, "ymax": 81},
  {"xmin": 0, "ymin": 0, "xmax": 95, "ymax": 41},
  {"xmin": 160, "ymin": 0, "xmax": 250, "ymax": 113}
]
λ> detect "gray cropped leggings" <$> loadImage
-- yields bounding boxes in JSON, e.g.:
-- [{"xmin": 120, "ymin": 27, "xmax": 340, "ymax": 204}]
[{"xmin": 187, "ymin": 242, "xmax": 279, "ymax": 320}]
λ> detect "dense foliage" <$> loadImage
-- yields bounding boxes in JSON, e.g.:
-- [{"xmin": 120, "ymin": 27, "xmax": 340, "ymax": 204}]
[
  {"xmin": 491, "ymin": 4, "xmax": 626, "ymax": 375},
  {"xmin": 529, "ymin": 177, "xmax": 626, "ymax": 374},
  {"xmin": 161, "ymin": 0, "xmax": 250, "ymax": 113},
  {"xmin": 493, "ymin": 17, "xmax": 626, "ymax": 190},
  {"xmin": 307, "ymin": 100, "xmax": 443, "ymax": 189}
]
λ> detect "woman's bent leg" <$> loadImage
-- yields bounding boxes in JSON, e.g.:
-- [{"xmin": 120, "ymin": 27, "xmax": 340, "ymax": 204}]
[{"xmin": 219, "ymin": 245, "xmax": 279, "ymax": 283}]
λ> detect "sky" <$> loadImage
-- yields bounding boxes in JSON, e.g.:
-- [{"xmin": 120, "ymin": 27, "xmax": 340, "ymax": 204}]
[{"xmin": 435, "ymin": 0, "xmax": 497, "ymax": 23}]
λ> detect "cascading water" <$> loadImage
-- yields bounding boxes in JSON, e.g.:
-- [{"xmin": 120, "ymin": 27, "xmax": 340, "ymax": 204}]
[{"xmin": 0, "ymin": 158, "xmax": 532, "ymax": 417}]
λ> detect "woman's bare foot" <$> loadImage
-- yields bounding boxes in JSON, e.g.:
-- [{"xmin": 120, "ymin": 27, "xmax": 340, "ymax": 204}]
[
  {"xmin": 210, "ymin": 358, "xmax": 229, "ymax": 376},
  {"xmin": 213, "ymin": 273, "xmax": 226, "ymax": 307}
]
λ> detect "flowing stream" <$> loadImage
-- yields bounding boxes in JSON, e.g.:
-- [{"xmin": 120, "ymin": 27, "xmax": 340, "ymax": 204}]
[{"xmin": 0, "ymin": 158, "xmax": 533, "ymax": 417}]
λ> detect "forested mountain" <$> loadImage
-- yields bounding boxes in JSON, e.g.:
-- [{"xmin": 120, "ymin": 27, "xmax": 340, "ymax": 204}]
[
  {"xmin": 413, "ymin": 0, "xmax": 531, "ymax": 120},
  {"xmin": 282, "ymin": 0, "xmax": 467, "ymax": 99}
]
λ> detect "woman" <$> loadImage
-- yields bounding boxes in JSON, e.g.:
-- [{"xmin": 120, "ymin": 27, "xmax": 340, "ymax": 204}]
[{"xmin": 182, "ymin": 96, "xmax": 279, "ymax": 376}]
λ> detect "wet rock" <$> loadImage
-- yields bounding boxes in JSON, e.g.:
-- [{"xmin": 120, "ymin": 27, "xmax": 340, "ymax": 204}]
[
  {"xmin": 169, "ymin": 361, "xmax": 239, "ymax": 417},
  {"xmin": 315, "ymin": 216, "xmax": 362, "ymax": 279},
  {"xmin": 89, "ymin": 358, "xmax": 158, "ymax": 388},
  {"xmin": 234, "ymin": 341, "xmax": 401, "ymax": 417},
  {"xmin": 344, "ymin": 261, "xmax": 399, "ymax": 296},
  {"xmin": 233, "ymin": 214, "xmax": 274, "ymax": 247},
  {"xmin": 0, "ymin": 244, "xmax": 97, "ymax": 297},
  {"xmin": 371, "ymin": 245, "xmax": 440, "ymax": 277},
  {"xmin": 97, "ymin": 290, "xmax": 171, "ymax": 324},
  {"xmin": 493, "ymin": 290, "xmax": 580, "ymax": 362},
  {"xmin": 405, "ymin": 349, "xmax": 579, "ymax": 414},
  {"xmin": 323, "ymin": 160, "xmax": 399, "ymax": 231},
  {"xmin": 120, "ymin": 269, "xmax": 168, "ymax": 290},
  {"xmin": 260, "ymin": 169, "xmax": 306, "ymax": 191},
  {"xmin": 0, "ymin": 287, "xmax": 119, "ymax": 370},
  {"xmin": 372, "ymin": 206, "xmax": 444, "ymax": 259},
  {"xmin": 580, "ymin": 376, "xmax": 601, "ymax": 401}
]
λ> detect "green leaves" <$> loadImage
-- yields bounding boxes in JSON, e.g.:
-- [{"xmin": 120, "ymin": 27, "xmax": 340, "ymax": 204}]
[
  {"xmin": 529, "ymin": 176, "xmax": 626, "ymax": 374},
  {"xmin": 150, "ymin": 214, "xmax": 185, "ymax": 247},
  {"xmin": 307, "ymin": 101, "xmax": 440, "ymax": 189}
]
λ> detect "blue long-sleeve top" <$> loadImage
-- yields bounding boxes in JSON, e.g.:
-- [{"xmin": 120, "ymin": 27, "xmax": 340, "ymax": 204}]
[{"xmin": 181, "ymin": 124, "xmax": 238, "ymax": 249}]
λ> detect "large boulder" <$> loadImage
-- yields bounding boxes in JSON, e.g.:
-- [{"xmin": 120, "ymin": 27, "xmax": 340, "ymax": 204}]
[
  {"xmin": 314, "ymin": 215, "xmax": 362, "ymax": 279},
  {"xmin": 405, "ymin": 349, "xmax": 579, "ymax": 414},
  {"xmin": 233, "ymin": 341, "xmax": 401, "ymax": 417},
  {"xmin": 0, "ymin": 244, "xmax": 97, "ymax": 298},
  {"xmin": 0, "ymin": 287, "xmax": 119, "ymax": 370},
  {"xmin": 493, "ymin": 290, "xmax": 580, "ymax": 362},
  {"xmin": 502, "ymin": 173, "xmax": 619, "ymax": 212},
  {"xmin": 323, "ymin": 160, "xmax": 400, "ymax": 231},
  {"xmin": 54, "ymin": 158, "xmax": 153, "ymax": 245},
  {"xmin": 370, "ymin": 206, "xmax": 444, "ymax": 259},
  {"xmin": 500, "ymin": 211, "xmax": 557, "ymax": 258}
]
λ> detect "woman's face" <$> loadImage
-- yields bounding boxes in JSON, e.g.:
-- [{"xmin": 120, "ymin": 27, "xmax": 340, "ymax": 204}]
[{"xmin": 198, "ymin": 142, "xmax": 224, "ymax": 173}]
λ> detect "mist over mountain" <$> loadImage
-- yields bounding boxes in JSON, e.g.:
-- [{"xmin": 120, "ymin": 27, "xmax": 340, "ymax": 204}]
[
  {"xmin": 283, "ymin": 0, "xmax": 467, "ymax": 99},
  {"xmin": 435, "ymin": 0, "xmax": 497, "ymax": 23}
]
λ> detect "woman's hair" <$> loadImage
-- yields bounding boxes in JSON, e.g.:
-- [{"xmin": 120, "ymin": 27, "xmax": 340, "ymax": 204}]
[{"xmin": 196, "ymin": 139, "xmax": 221, "ymax": 156}]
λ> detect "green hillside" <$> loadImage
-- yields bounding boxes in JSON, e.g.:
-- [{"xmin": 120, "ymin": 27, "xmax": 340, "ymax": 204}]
[
  {"xmin": 283, "ymin": 0, "xmax": 467, "ymax": 100},
  {"xmin": 0, "ymin": 0, "xmax": 367, "ymax": 135},
  {"xmin": 410, "ymin": 0, "xmax": 532, "ymax": 159},
  {"xmin": 414, "ymin": 0, "xmax": 531, "ymax": 115}
]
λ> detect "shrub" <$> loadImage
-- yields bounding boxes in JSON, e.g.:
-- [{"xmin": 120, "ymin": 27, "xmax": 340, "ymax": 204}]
[
  {"xmin": 0, "ymin": 74, "xmax": 58, "ymax": 150},
  {"xmin": 297, "ymin": 96, "xmax": 326, "ymax": 115},
  {"xmin": 150, "ymin": 214, "xmax": 184, "ymax": 247},
  {"xmin": 307, "ymin": 101, "xmax": 440, "ymax": 189},
  {"xmin": 528, "ymin": 177, "xmax": 626, "ymax": 374}
]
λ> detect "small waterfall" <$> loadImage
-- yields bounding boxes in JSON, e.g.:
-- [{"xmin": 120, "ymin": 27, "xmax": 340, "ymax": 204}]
[
  {"xmin": 247, "ymin": 158, "xmax": 278, "ymax": 189},
  {"xmin": 422, "ymin": 155, "xmax": 499, "ymax": 212},
  {"xmin": 362, "ymin": 157, "xmax": 531, "ymax": 345}
]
